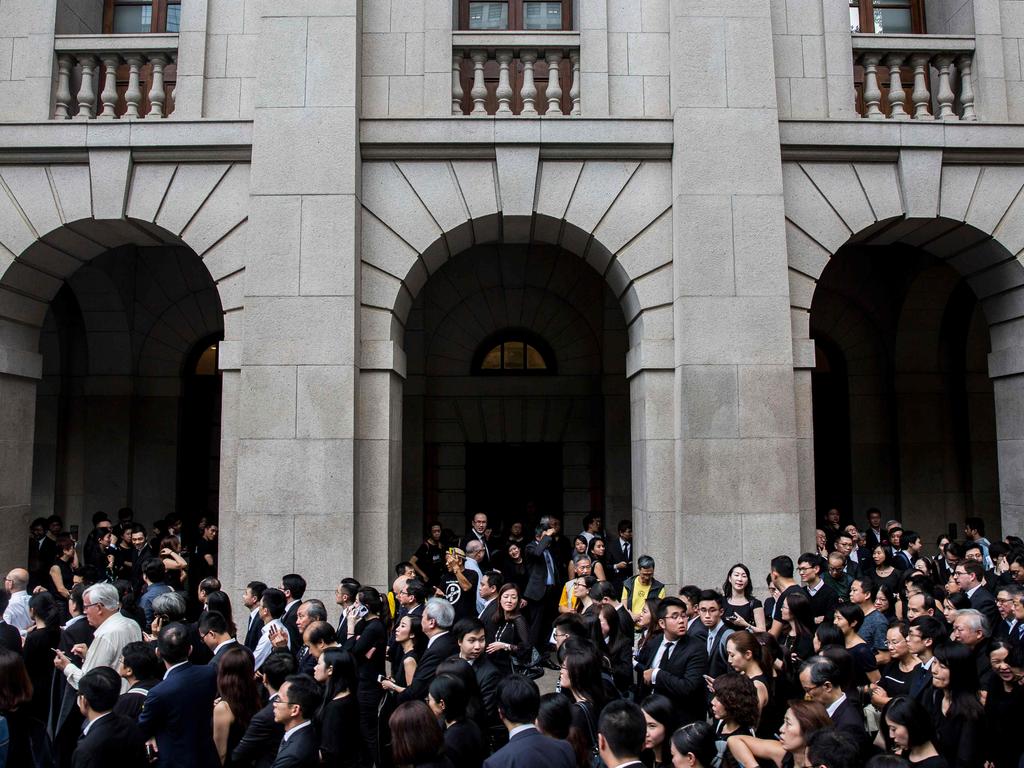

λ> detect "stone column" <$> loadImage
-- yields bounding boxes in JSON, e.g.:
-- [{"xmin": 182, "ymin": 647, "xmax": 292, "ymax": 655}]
[
  {"xmin": 230, "ymin": 1, "xmax": 362, "ymax": 609},
  {"xmin": 670, "ymin": 1, "xmax": 802, "ymax": 584},
  {"xmin": 989, "ymin": 357, "xmax": 1024, "ymax": 538},
  {"xmin": 0, "ymin": 353, "xmax": 43, "ymax": 572}
]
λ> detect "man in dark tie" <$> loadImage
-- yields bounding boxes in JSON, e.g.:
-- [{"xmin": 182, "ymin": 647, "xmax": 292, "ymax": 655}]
[
  {"xmin": 137, "ymin": 622, "xmax": 219, "ymax": 768},
  {"xmin": 270, "ymin": 675, "xmax": 320, "ymax": 768},
  {"xmin": 279, "ymin": 574, "xmax": 306, "ymax": 656},
  {"xmin": 524, "ymin": 517, "xmax": 561, "ymax": 658},
  {"xmin": 460, "ymin": 513, "xmax": 494, "ymax": 570},
  {"xmin": 636, "ymin": 597, "xmax": 708, "ymax": 726},
  {"xmin": 232, "ymin": 652, "xmax": 296, "ymax": 768},
  {"xmin": 604, "ymin": 519, "xmax": 634, "ymax": 591},
  {"xmin": 697, "ymin": 590, "xmax": 734, "ymax": 679},
  {"xmin": 242, "ymin": 581, "xmax": 267, "ymax": 652},
  {"xmin": 596, "ymin": 700, "xmax": 646, "ymax": 768},
  {"xmin": 71, "ymin": 667, "xmax": 147, "ymax": 768},
  {"xmin": 482, "ymin": 676, "xmax": 575, "ymax": 768}
]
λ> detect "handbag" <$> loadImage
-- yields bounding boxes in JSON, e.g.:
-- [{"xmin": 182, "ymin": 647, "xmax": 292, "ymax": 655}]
[{"xmin": 576, "ymin": 700, "xmax": 603, "ymax": 768}]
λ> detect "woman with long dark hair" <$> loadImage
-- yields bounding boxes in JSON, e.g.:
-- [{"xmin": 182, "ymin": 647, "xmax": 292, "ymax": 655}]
[
  {"xmin": 0, "ymin": 648, "xmax": 45, "ymax": 768},
  {"xmin": 671, "ymin": 721, "xmax": 718, "ymax": 768},
  {"xmin": 880, "ymin": 696, "xmax": 946, "ymax": 767},
  {"xmin": 84, "ymin": 526, "xmax": 117, "ymax": 582},
  {"xmin": 315, "ymin": 648, "xmax": 360, "ymax": 768},
  {"xmin": 389, "ymin": 701, "xmax": 453, "ymax": 768},
  {"xmin": 558, "ymin": 641, "xmax": 606, "ymax": 768},
  {"xmin": 567, "ymin": 535, "xmax": 590, "ymax": 580},
  {"xmin": 639, "ymin": 694, "xmax": 679, "ymax": 768},
  {"xmin": 205, "ymin": 591, "xmax": 237, "ymax": 637},
  {"xmin": 983, "ymin": 640, "xmax": 1024, "ymax": 768},
  {"xmin": 22, "ymin": 592, "xmax": 60, "ymax": 722},
  {"xmin": 924, "ymin": 643, "xmax": 984, "ymax": 768},
  {"xmin": 49, "ymin": 533, "xmax": 77, "ymax": 613},
  {"xmin": 428, "ymin": 674, "xmax": 486, "ymax": 768},
  {"xmin": 499, "ymin": 542, "xmax": 528, "ymax": 593},
  {"xmin": 345, "ymin": 586, "xmax": 388, "ymax": 768},
  {"xmin": 389, "ymin": 613, "xmax": 426, "ymax": 690},
  {"xmin": 114, "ymin": 578, "xmax": 146, "ymax": 632},
  {"xmin": 596, "ymin": 603, "xmax": 631, "ymax": 694},
  {"xmin": 434, "ymin": 657, "xmax": 488, "ymax": 735},
  {"xmin": 213, "ymin": 646, "xmax": 261, "ymax": 766},
  {"xmin": 486, "ymin": 583, "xmax": 530, "ymax": 675},
  {"xmin": 586, "ymin": 537, "xmax": 609, "ymax": 582},
  {"xmin": 725, "ymin": 631, "xmax": 775, "ymax": 718},
  {"xmin": 722, "ymin": 563, "xmax": 766, "ymax": 632},
  {"xmin": 780, "ymin": 591, "xmax": 815, "ymax": 682}
]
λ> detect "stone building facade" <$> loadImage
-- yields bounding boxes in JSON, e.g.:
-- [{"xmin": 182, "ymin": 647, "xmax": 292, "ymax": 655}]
[{"xmin": 1, "ymin": 0, "xmax": 1023, "ymax": 609}]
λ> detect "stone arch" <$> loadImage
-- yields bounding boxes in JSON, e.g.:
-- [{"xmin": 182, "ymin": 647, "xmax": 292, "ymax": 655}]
[
  {"xmin": 0, "ymin": 158, "xmax": 250, "ymax": 570},
  {"xmin": 783, "ymin": 156, "xmax": 1024, "ymax": 536},
  {"xmin": 356, "ymin": 154, "xmax": 676, "ymax": 586}
]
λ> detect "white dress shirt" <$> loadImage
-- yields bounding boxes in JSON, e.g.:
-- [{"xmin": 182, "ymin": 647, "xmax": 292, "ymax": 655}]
[
  {"xmin": 282, "ymin": 719, "xmax": 313, "ymax": 742},
  {"xmin": 3, "ymin": 590, "xmax": 32, "ymax": 634},
  {"xmin": 62, "ymin": 611, "xmax": 142, "ymax": 691},
  {"xmin": 254, "ymin": 618, "xmax": 289, "ymax": 669},
  {"xmin": 81, "ymin": 711, "xmax": 110, "ymax": 737},
  {"xmin": 826, "ymin": 693, "xmax": 847, "ymax": 717}
]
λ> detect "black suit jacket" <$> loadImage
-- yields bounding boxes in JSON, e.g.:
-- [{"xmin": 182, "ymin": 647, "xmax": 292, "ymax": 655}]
[
  {"xmin": 829, "ymin": 697, "xmax": 870, "ymax": 755},
  {"xmin": 705, "ymin": 625, "xmax": 734, "ymax": 679},
  {"xmin": 968, "ymin": 586, "xmax": 1000, "ymax": 629},
  {"xmin": 604, "ymin": 536, "xmax": 633, "ymax": 588},
  {"xmin": 232, "ymin": 696, "xmax": 284, "ymax": 768},
  {"xmin": 282, "ymin": 602, "xmax": 302, "ymax": 657},
  {"xmin": 72, "ymin": 713, "xmax": 147, "ymax": 768},
  {"xmin": 244, "ymin": 610, "xmax": 263, "ymax": 651},
  {"xmin": 636, "ymin": 634, "xmax": 708, "ymax": 726},
  {"xmin": 137, "ymin": 663, "xmax": 219, "ymax": 768},
  {"xmin": 0, "ymin": 621, "xmax": 20, "ymax": 653},
  {"xmin": 208, "ymin": 639, "xmax": 245, "ymax": 668},
  {"xmin": 397, "ymin": 632, "xmax": 458, "ymax": 703},
  {"xmin": 482, "ymin": 726, "xmax": 576, "ymax": 768},
  {"xmin": 471, "ymin": 655, "xmax": 503, "ymax": 723},
  {"xmin": 271, "ymin": 722, "xmax": 319, "ymax": 768},
  {"xmin": 523, "ymin": 536, "xmax": 555, "ymax": 602}
]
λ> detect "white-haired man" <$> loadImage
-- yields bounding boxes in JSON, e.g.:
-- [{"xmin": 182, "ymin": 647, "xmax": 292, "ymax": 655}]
[{"xmin": 53, "ymin": 582, "xmax": 142, "ymax": 690}]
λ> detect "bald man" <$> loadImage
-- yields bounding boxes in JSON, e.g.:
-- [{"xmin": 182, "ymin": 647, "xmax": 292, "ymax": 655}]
[{"xmin": 3, "ymin": 568, "xmax": 33, "ymax": 634}]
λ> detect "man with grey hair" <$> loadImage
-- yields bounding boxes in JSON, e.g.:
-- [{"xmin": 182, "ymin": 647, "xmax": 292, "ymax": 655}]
[
  {"xmin": 53, "ymin": 582, "xmax": 142, "ymax": 690},
  {"xmin": 465, "ymin": 539, "xmax": 487, "ymax": 612},
  {"xmin": 951, "ymin": 607, "xmax": 993, "ymax": 687},
  {"xmin": 394, "ymin": 597, "xmax": 457, "ymax": 704},
  {"xmin": 799, "ymin": 655, "xmax": 869, "ymax": 756}
]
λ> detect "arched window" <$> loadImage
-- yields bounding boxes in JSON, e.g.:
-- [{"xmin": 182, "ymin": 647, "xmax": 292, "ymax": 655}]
[{"xmin": 472, "ymin": 331, "xmax": 556, "ymax": 374}]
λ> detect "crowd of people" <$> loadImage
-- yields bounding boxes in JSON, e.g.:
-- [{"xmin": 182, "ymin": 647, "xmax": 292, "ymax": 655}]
[{"xmin": 1, "ymin": 507, "xmax": 1023, "ymax": 768}]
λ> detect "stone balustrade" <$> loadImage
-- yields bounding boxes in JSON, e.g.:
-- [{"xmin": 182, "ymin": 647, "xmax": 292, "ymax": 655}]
[
  {"xmin": 53, "ymin": 34, "xmax": 178, "ymax": 120},
  {"xmin": 852, "ymin": 34, "xmax": 976, "ymax": 121},
  {"xmin": 452, "ymin": 31, "xmax": 580, "ymax": 117}
]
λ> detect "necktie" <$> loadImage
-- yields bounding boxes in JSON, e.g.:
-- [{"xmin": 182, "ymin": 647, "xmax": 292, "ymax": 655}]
[
  {"xmin": 544, "ymin": 550, "xmax": 555, "ymax": 585},
  {"xmin": 623, "ymin": 541, "xmax": 630, "ymax": 562},
  {"xmin": 707, "ymin": 630, "xmax": 716, "ymax": 655},
  {"xmin": 656, "ymin": 641, "xmax": 674, "ymax": 669}
]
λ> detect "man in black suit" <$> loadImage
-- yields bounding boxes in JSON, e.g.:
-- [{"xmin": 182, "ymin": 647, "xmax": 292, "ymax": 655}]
[
  {"xmin": 798, "ymin": 553, "xmax": 839, "ymax": 624},
  {"xmin": 200, "ymin": 610, "xmax": 242, "ymax": 668},
  {"xmin": 696, "ymin": 590, "xmax": 734, "ymax": 679},
  {"xmin": 71, "ymin": 667, "xmax": 147, "ymax": 768},
  {"xmin": 128, "ymin": 526, "xmax": 154, "ymax": 593},
  {"xmin": 957, "ymin": 561, "xmax": 999, "ymax": 629},
  {"xmin": 270, "ymin": 674, "xmax": 320, "ymax": 768},
  {"xmin": 523, "ymin": 518, "xmax": 561, "ymax": 656},
  {"xmin": 993, "ymin": 585, "xmax": 1021, "ymax": 640},
  {"xmin": 138, "ymin": 622, "xmax": 220, "ymax": 768},
  {"xmin": 596, "ymin": 700, "xmax": 646, "ymax": 768},
  {"xmin": 395, "ymin": 597, "xmax": 458, "ymax": 704},
  {"xmin": 232, "ymin": 652, "xmax": 296, "ymax": 768},
  {"xmin": 455, "ymin": 618, "xmax": 503, "ymax": 727},
  {"xmin": 865, "ymin": 508, "xmax": 886, "ymax": 549},
  {"xmin": 800, "ymin": 656, "xmax": 870, "ymax": 758},
  {"xmin": 604, "ymin": 519, "xmax": 634, "ymax": 591},
  {"xmin": 483, "ymin": 675, "xmax": 575, "ymax": 768},
  {"xmin": 460, "ymin": 512, "xmax": 495, "ymax": 571},
  {"xmin": 280, "ymin": 574, "xmax": 306, "ymax": 656},
  {"xmin": 635, "ymin": 597, "xmax": 708, "ymax": 726},
  {"xmin": 242, "ymin": 581, "xmax": 268, "ymax": 652}
]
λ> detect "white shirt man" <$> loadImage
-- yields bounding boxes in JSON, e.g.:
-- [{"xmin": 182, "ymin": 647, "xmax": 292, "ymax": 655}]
[
  {"xmin": 54, "ymin": 583, "xmax": 142, "ymax": 690},
  {"xmin": 3, "ymin": 568, "xmax": 32, "ymax": 634},
  {"xmin": 465, "ymin": 540, "xmax": 487, "ymax": 612}
]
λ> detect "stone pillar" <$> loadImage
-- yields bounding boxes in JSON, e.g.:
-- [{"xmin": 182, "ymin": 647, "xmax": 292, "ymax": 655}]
[
  {"xmin": 670, "ymin": 1, "xmax": 802, "ymax": 584},
  {"xmin": 229, "ymin": 1, "xmax": 362, "ymax": 609},
  {"xmin": 989, "ymin": 354, "xmax": 1024, "ymax": 538},
  {"xmin": 0, "ymin": 1, "xmax": 59, "ymax": 121},
  {"xmin": 0, "ymin": 351, "xmax": 43, "ymax": 572}
]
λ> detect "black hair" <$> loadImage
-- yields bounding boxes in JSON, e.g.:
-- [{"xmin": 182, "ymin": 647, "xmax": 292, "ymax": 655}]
[
  {"xmin": 28, "ymin": 591, "xmax": 61, "ymax": 628},
  {"xmin": 261, "ymin": 588, "xmax": 287, "ymax": 619},
  {"xmin": 771, "ymin": 555, "xmax": 794, "ymax": 579},
  {"xmin": 142, "ymin": 557, "xmax": 166, "ymax": 584},
  {"xmin": 496, "ymin": 675, "xmax": 540, "ymax": 724},
  {"xmin": 318, "ymin": 648, "xmax": 358, "ymax": 718},
  {"xmin": 405, "ymin": 579, "xmax": 427, "ymax": 603},
  {"xmin": 814, "ymin": 622, "xmax": 844, "ymax": 650},
  {"xmin": 964, "ymin": 516, "xmax": 985, "ymax": 536},
  {"xmin": 281, "ymin": 574, "xmax": 307, "ymax": 601},
  {"xmin": 696, "ymin": 589, "xmax": 724, "ymax": 608},
  {"xmin": 536, "ymin": 692, "xmax": 572, "ymax": 739},
  {"xmin": 78, "ymin": 667, "xmax": 121, "ymax": 712},
  {"xmin": 246, "ymin": 581, "xmax": 267, "ymax": 601},
  {"xmin": 836, "ymin": 603, "xmax": 865, "ymax": 632},
  {"xmin": 798, "ymin": 553, "xmax": 825, "ymax": 573},
  {"xmin": 157, "ymin": 622, "xmax": 192, "ymax": 665},
  {"xmin": 597, "ymin": 700, "xmax": 645, "ymax": 760},
  {"xmin": 282, "ymin": 674, "xmax": 320, "ymax": 720},
  {"xmin": 482, "ymin": 570, "xmax": 504, "ymax": 591},
  {"xmin": 121, "ymin": 641, "xmax": 161, "ymax": 681},
  {"xmin": 670, "ymin": 721, "xmax": 716, "ymax": 767},
  {"xmin": 198, "ymin": 610, "xmax": 229, "ymax": 636},
  {"xmin": 205, "ymin": 591, "xmax": 236, "ymax": 636},
  {"xmin": 806, "ymin": 728, "xmax": 861, "ymax": 768},
  {"xmin": 655, "ymin": 596, "xmax": 686, "ymax": 622},
  {"xmin": 306, "ymin": 621, "xmax": 337, "ymax": 646},
  {"xmin": 880, "ymin": 696, "xmax": 936, "ymax": 751},
  {"xmin": 429, "ymin": 673, "xmax": 469, "ymax": 722},
  {"xmin": 639, "ymin": 694, "xmax": 680, "ymax": 742},
  {"xmin": 394, "ymin": 561, "xmax": 413, "ymax": 576},
  {"xmin": 453, "ymin": 617, "xmax": 486, "ymax": 642},
  {"xmin": 261, "ymin": 650, "xmax": 297, "ymax": 690},
  {"xmin": 356, "ymin": 586, "xmax": 384, "ymax": 618}
]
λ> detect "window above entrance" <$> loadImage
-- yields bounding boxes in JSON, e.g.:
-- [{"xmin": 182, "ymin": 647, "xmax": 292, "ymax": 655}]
[
  {"xmin": 849, "ymin": 0, "xmax": 925, "ymax": 34},
  {"xmin": 472, "ymin": 331, "xmax": 556, "ymax": 374}
]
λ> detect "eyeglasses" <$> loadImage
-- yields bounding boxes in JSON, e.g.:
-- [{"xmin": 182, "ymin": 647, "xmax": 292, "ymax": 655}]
[
  {"xmin": 802, "ymin": 683, "xmax": 822, "ymax": 694},
  {"xmin": 82, "ymin": 603, "xmax": 99, "ymax": 611},
  {"xmin": 272, "ymin": 698, "xmax": 294, "ymax": 707}
]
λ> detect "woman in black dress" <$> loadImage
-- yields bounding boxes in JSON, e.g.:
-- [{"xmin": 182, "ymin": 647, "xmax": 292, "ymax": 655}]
[
  {"xmin": 428, "ymin": 674, "xmax": 486, "ymax": 768},
  {"xmin": 498, "ymin": 542, "xmax": 528, "ymax": 594},
  {"xmin": 639, "ymin": 694, "xmax": 680, "ymax": 768},
  {"xmin": 344, "ymin": 586, "xmax": 388, "ymax": 768},
  {"xmin": 486, "ymin": 583, "xmax": 530, "ymax": 675},
  {"xmin": 870, "ymin": 621, "xmax": 920, "ymax": 710},
  {"xmin": 48, "ymin": 533, "xmax": 77, "ymax": 617},
  {"xmin": 558, "ymin": 641, "xmax": 606, "ymax": 768},
  {"xmin": 22, "ymin": 592, "xmax": 61, "ymax": 723},
  {"xmin": 984, "ymin": 641, "xmax": 1024, "ymax": 768},
  {"xmin": 780, "ymin": 591, "xmax": 816, "ymax": 687},
  {"xmin": 872, "ymin": 545, "xmax": 901, "ymax": 603},
  {"xmin": 84, "ymin": 526, "xmax": 117, "ymax": 582},
  {"xmin": 833, "ymin": 604, "xmax": 880, "ymax": 688},
  {"xmin": 213, "ymin": 646, "xmax": 261, "ymax": 767},
  {"xmin": 596, "ymin": 604, "xmax": 632, "ymax": 694},
  {"xmin": 722, "ymin": 563, "xmax": 766, "ymax": 632},
  {"xmin": 923, "ymin": 643, "xmax": 984, "ymax": 768},
  {"xmin": 586, "ymin": 537, "xmax": 609, "ymax": 583},
  {"xmin": 880, "ymin": 696, "xmax": 948, "ymax": 767},
  {"xmin": 710, "ymin": 673, "xmax": 758, "ymax": 768},
  {"xmin": 315, "ymin": 648, "xmax": 361, "ymax": 768}
]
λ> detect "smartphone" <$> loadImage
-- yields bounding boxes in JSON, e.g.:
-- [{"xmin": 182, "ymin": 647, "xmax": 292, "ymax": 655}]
[{"xmin": 377, "ymin": 673, "xmax": 385, "ymax": 683}]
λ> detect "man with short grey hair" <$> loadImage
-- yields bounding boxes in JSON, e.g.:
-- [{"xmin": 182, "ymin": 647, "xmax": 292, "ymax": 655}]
[
  {"xmin": 54, "ymin": 582, "xmax": 142, "ymax": 690},
  {"xmin": 395, "ymin": 597, "xmax": 457, "ymax": 704},
  {"xmin": 465, "ymin": 540, "xmax": 487, "ymax": 612}
]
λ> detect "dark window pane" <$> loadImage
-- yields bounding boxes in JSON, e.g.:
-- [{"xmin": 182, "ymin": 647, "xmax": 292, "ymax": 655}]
[
  {"xmin": 526, "ymin": 345, "xmax": 547, "ymax": 369},
  {"xmin": 524, "ymin": 2, "xmax": 563, "ymax": 30},
  {"xmin": 113, "ymin": 4, "xmax": 153, "ymax": 33},
  {"xmin": 503, "ymin": 341, "xmax": 525, "ymax": 369},
  {"xmin": 468, "ymin": 2, "xmax": 508, "ymax": 29},
  {"xmin": 482, "ymin": 346, "xmax": 502, "ymax": 369}
]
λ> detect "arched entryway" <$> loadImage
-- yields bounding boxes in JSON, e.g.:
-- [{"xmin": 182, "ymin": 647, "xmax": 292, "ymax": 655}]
[{"xmin": 401, "ymin": 243, "xmax": 630, "ymax": 557}]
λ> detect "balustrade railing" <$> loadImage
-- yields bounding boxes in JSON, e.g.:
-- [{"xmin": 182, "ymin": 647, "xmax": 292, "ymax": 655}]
[
  {"xmin": 851, "ymin": 34, "xmax": 976, "ymax": 121},
  {"xmin": 53, "ymin": 34, "xmax": 178, "ymax": 119},
  {"xmin": 452, "ymin": 31, "xmax": 580, "ymax": 116}
]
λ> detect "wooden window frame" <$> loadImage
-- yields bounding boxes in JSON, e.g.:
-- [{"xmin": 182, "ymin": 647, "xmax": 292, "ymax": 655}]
[
  {"xmin": 471, "ymin": 330, "xmax": 557, "ymax": 375},
  {"xmin": 458, "ymin": 0, "xmax": 573, "ymax": 32},
  {"xmin": 103, "ymin": 0, "xmax": 182, "ymax": 34},
  {"xmin": 850, "ymin": 0, "xmax": 926, "ymax": 34}
]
